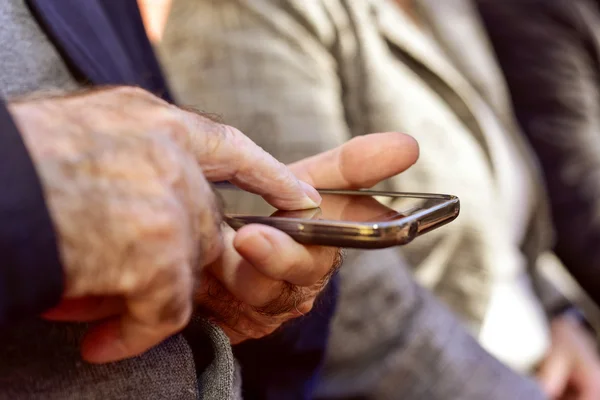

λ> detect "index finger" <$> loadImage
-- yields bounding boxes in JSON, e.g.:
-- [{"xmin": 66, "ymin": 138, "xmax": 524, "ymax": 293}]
[
  {"xmin": 181, "ymin": 111, "xmax": 321, "ymax": 210},
  {"xmin": 289, "ymin": 132, "xmax": 419, "ymax": 189}
]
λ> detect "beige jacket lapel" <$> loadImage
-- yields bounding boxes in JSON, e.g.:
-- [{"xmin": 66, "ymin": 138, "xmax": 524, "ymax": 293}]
[
  {"xmin": 416, "ymin": 0, "xmax": 551, "ymax": 211},
  {"xmin": 375, "ymin": 0, "xmax": 496, "ymax": 170},
  {"xmin": 375, "ymin": 0, "xmax": 476, "ymax": 103},
  {"xmin": 416, "ymin": 0, "xmax": 513, "ymax": 117},
  {"xmin": 377, "ymin": 0, "xmax": 555, "ymax": 273},
  {"xmin": 376, "ymin": 0, "xmax": 545, "ymax": 179}
]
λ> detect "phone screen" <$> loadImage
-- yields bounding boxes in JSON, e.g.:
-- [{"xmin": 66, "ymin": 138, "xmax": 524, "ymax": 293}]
[{"xmin": 216, "ymin": 185, "xmax": 452, "ymax": 223}]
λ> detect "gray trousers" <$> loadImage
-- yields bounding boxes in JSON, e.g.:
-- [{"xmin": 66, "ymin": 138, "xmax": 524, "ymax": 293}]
[{"xmin": 0, "ymin": 318, "xmax": 240, "ymax": 400}]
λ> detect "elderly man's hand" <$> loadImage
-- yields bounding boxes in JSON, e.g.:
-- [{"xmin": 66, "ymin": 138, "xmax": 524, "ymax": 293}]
[
  {"xmin": 9, "ymin": 87, "xmax": 321, "ymax": 363},
  {"xmin": 196, "ymin": 133, "xmax": 419, "ymax": 343}
]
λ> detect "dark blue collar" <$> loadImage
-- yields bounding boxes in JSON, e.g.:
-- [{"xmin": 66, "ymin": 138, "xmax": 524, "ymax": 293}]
[{"xmin": 26, "ymin": 0, "xmax": 172, "ymax": 101}]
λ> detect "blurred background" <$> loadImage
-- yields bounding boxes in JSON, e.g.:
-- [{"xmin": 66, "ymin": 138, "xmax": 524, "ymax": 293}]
[{"xmin": 140, "ymin": 0, "xmax": 600, "ymax": 398}]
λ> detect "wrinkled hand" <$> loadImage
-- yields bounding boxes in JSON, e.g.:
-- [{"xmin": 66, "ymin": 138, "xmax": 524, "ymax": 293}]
[
  {"xmin": 196, "ymin": 133, "xmax": 419, "ymax": 343},
  {"xmin": 537, "ymin": 314, "xmax": 600, "ymax": 400},
  {"xmin": 9, "ymin": 87, "xmax": 321, "ymax": 363}
]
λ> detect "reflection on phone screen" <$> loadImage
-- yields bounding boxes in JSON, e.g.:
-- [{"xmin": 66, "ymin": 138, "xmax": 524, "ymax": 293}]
[{"xmin": 217, "ymin": 186, "xmax": 450, "ymax": 223}]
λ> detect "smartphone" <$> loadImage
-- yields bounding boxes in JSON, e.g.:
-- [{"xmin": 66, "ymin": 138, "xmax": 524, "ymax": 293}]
[{"xmin": 216, "ymin": 184, "xmax": 459, "ymax": 249}]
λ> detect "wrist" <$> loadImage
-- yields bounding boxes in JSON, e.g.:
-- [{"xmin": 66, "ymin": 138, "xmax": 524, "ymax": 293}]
[{"xmin": 553, "ymin": 305, "xmax": 596, "ymax": 336}]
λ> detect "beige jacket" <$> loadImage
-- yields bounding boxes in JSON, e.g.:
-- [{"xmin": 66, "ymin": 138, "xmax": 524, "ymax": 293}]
[{"xmin": 159, "ymin": 0, "xmax": 569, "ymax": 383}]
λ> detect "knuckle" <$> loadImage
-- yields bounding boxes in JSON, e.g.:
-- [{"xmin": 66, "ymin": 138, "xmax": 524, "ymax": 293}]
[
  {"xmin": 134, "ymin": 196, "xmax": 186, "ymax": 242},
  {"xmin": 148, "ymin": 145, "xmax": 223, "ymax": 270},
  {"xmin": 210, "ymin": 124, "xmax": 258, "ymax": 169},
  {"xmin": 156, "ymin": 271, "xmax": 194, "ymax": 329},
  {"xmin": 88, "ymin": 191, "xmax": 189, "ymax": 294},
  {"xmin": 106, "ymin": 87, "xmax": 171, "ymax": 124},
  {"xmin": 191, "ymin": 196, "xmax": 224, "ymax": 267},
  {"xmin": 157, "ymin": 113, "xmax": 192, "ymax": 148},
  {"xmin": 199, "ymin": 231, "xmax": 224, "ymax": 268},
  {"xmin": 111, "ymin": 86, "xmax": 156, "ymax": 102},
  {"xmin": 219, "ymin": 124, "xmax": 245, "ymax": 143},
  {"xmin": 126, "ymin": 197, "xmax": 190, "ymax": 271},
  {"xmin": 144, "ymin": 133, "xmax": 188, "ymax": 176},
  {"xmin": 205, "ymin": 123, "xmax": 240, "ymax": 156},
  {"xmin": 160, "ymin": 111, "xmax": 188, "ymax": 132},
  {"xmin": 169, "ymin": 300, "xmax": 193, "ymax": 330}
]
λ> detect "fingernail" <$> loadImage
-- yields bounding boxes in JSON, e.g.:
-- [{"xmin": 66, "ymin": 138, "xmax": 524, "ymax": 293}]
[{"xmin": 300, "ymin": 181, "xmax": 322, "ymax": 208}]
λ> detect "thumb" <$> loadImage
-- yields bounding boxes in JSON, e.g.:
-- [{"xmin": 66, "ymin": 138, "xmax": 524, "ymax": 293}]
[{"xmin": 289, "ymin": 132, "xmax": 419, "ymax": 189}]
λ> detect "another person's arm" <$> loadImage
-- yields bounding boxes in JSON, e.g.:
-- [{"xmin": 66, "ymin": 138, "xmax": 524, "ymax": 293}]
[
  {"xmin": 478, "ymin": 1, "xmax": 600, "ymax": 397},
  {"xmin": 478, "ymin": 0, "xmax": 600, "ymax": 306}
]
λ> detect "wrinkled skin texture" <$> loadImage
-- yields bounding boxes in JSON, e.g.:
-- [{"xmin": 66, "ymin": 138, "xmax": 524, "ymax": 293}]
[
  {"xmin": 197, "ymin": 133, "xmax": 420, "ymax": 343},
  {"xmin": 537, "ymin": 314, "xmax": 600, "ymax": 400},
  {"xmin": 11, "ymin": 86, "xmax": 419, "ymax": 361},
  {"xmin": 9, "ymin": 86, "xmax": 321, "ymax": 363}
]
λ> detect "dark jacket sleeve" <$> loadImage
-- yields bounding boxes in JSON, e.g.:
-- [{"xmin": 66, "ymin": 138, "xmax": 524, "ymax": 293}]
[
  {"xmin": 231, "ymin": 274, "xmax": 338, "ymax": 400},
  {"xmin": 0, "ymin": 100, "xmax": 63, "ymax": 325},
  {"xmin": 477, "ymin": 0, "xmax": 600, "ymax": 306}
]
